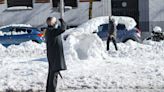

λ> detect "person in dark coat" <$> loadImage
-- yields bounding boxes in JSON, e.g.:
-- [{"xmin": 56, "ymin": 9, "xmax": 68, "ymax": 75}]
[
  {"xmin": 106, "ymin": 17, "xmax": 118, "ymax": 51},
  {"xmin": 45, "ymin": 17, "xmax": 67, "ymax": 92}
]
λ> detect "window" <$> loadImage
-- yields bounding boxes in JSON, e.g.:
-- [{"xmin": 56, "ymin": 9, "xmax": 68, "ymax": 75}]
[
  {"xmin": 52, "ymin": 0, "xmax": 78, "ymax": 7},
  {"xmin": 35, "ymin": 0, "xmax": 50, "ymax": 3},
  {"xmin": 98, "ymin": 24, "xmax": 109, "ymax": 32},
  {"xmin": 7, "ymin": 0, "xmax": 33, "ymax": 8},
  {"xmin": 117, "ymin": 24, "xmax": 126, "ymax": 30},
  {"xmin": 11, "ymin": 28, "xmax": 28, "ymax": 35},
  {"xmin": 79, "ymin": 0, "xmax": 101, "ymax": 2},
  {"xmin": 0, "ymin": 0, "xmax": 4, "ymax": 4},
  {"xmin": 27, "ymin": 29, "xmax": 32, "ymax": 33},
  {"xmin": 15, "ymin": 28, "xmax": 27, "ymax": 32}
]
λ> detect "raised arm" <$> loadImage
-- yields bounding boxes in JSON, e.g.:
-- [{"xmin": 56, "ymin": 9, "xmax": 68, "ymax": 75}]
[{"xmin": 52, "ymin": 18, "xmax": 67, "ymax": 37}]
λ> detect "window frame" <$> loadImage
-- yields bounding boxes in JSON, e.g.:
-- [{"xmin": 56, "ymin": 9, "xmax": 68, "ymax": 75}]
[
  {"xmin": 0, "ymin": 0, "xmax": 4, "ymax": 4},
  {"xmin": 7, "ymin": 0, "xmax": 33, "ymax": 9},
  {"xmin": 35, "ymin": 0, "xmax": 50, "ymax": 3},
  {"xmin": 52, "ymin": 0, "xmax": 78, "ymax": 8},
  {"xmin": 79, "ymin": 0, "xmax": 101, "ymax": 2}
]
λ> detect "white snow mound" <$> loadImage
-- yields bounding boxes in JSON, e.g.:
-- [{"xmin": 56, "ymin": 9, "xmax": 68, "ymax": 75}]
[
  {"xmin": 153, "ymin": 26, "xmax": 162, "ymax": 32},
  {"xmin": 64, "ymin": 33, "xmax": 106, "ymax": 61},
  {"xmin": 0, "ymin": 24, "xmax": 32, "ymax": 29}
]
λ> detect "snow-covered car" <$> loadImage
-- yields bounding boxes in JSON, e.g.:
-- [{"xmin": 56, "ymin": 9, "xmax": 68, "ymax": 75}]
[
  {"xmin": 146, "ymin": 26, "xmax": 164, "ymax": 42},
  {"xmin": 0, "ymin": 24, "xmax": 44, "ymax": 46},
  {"xmin": 146, "ymin": 31, "xmax": 164, "ymax": 42},
  {"xmin": 63, "ymin": 16, "xmax": 141, "ymax": 42},
  {"xmin": 96, "ymin": 23, "xmax": 141, "ymax": 42}
]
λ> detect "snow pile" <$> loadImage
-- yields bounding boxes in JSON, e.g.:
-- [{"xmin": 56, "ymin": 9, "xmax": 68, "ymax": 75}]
[
  {"xmin": 0, "ymin": 44, "xmax": 6, "ymax": 52},
  {"xmin": 0, "ymin": 41, "xmax": 46, "ymax": 58},
  {"xmin": 11, "ymin": 31, "xmax": 28, "ymax": 35},
  {"xmin": 1, "ymin": 39, "xmax": 164, "ymax": 91},
  {"xmin": 62, "ymin": 40, "xmax": 164, "ymax": 90},
  {"xmin": 64, "ymin": 33, "xmax": 106, "ymax": 61},
  {"xmin": 0, "ymin": 31, "xmax": 29, "ymax": 36},
  {"xmin": 0, "ymin": 31, "xmax": 3, "ymax": 36},
  {"xmin": 0, "ymin": 24, "xmax": 32, "ymax": 29},
  {"xmin": 6, "ymin": 6, "xmax": 33, "ymax": 10},
  {"xmin": 153, "ymin": 26, "xmax": 162, "ymax": 32},
  {"xmin": 111, "ymin": 16, "xmax": 137, "ymax": 30},
  {"xmin": 63, "ymin": 16, "xmax": 137, "ymax": 61}
]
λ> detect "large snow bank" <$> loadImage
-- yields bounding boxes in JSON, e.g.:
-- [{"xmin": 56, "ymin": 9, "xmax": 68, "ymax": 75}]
[
  {"xmin": 0, "ymin": 41, "xmax": 46, "ymax": 58},
  {"xmin": 0, "ymin": 39, "xmax": 164, "ymax": 91},
  {"xmin": 63, "ymin": 16, "xmax": 136, "ymax": 60},
  {"xmin": 64, "ymin": 33, "xmax": 107, "ymax": 61}
]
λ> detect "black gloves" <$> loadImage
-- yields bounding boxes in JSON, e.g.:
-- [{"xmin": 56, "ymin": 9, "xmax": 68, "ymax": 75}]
[
  {"xmin": 59, "ymin": 18, "xmax": 67, "ymax": 31},
  {"xmin": 59, "ymin": 18, "xmax": 64, "ymax": 22}
]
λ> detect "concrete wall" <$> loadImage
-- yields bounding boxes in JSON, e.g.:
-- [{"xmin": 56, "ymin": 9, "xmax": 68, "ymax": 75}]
[
  {"xmin": 0, "ymin": 0, "xmax": 111, "ymax": 27},
  {"xmin": 149, "ymin": 0, "xmax": 164, "ymax": 31},
  {"xmin": 138, "ymin": 0, "xmax": 150, "ymax": 39},
  {"xmin": 139, "ymin": 0, "xmax": 164, "ymax": 39}
]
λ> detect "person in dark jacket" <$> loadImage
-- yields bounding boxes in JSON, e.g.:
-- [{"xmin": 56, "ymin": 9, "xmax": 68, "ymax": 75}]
[
  {"xmin": 107, "ymin": 17, "xmax": 118, "ymax": 51},
  {"xmin": 45, "ymin": 17, "xmax": 67, "ymax": 92}
]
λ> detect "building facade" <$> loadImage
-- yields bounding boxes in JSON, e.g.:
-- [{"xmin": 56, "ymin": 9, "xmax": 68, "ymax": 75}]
[
  {"xmin": 0, "ymin": 0, "xmax": 110, "ymax": 27},
  {"xmin": 0, "ymin": 0, "xmax": 164, "ymax": 39}
]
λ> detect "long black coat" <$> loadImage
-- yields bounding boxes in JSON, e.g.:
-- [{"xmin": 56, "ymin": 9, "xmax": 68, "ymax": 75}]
[
  {"xmin": 108, "ymin": 20, "xmax": 116, "ymax": 36},
  {"xmin": 45, "ymin": 23, "xmax": 67, "ymax": 72}
]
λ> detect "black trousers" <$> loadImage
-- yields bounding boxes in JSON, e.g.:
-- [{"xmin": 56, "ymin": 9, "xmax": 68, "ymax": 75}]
[
  {"xmin": 46, "ymin": 68, "xmax": 59, "ymax": 92},
  {"xmin": 107, "ymin": 36, "xmax": 118, "ymax": 51}
]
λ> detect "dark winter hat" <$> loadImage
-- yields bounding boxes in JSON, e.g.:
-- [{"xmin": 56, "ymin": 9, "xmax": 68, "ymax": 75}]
[{"xmin": 46, "ymin": 17, "xmax": 53, "ymax": 22}]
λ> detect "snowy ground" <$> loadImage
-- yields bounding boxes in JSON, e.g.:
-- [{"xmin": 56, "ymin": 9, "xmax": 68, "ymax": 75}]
[
  {"xmin": 0, "ymin": 39, "xmax": 164, "ymax": 92},
  {"xmin": 0, "ymin": 17, "xmax": 164, "ymax": 92}
]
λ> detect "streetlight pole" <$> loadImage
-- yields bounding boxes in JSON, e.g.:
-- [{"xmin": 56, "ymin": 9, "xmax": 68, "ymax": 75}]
[
  {"xmin": 60, "ymin": 0, "xmax": 64, "ymax": 19},
  {"xmin": 89, "ymin": 0, "xmax": 93, "ymax": 19}
]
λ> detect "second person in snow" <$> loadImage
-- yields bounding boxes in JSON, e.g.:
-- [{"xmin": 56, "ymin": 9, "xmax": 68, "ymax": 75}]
[{"xmin": 106, "ymin": 17, "xmax": 118, "ymax": 51}]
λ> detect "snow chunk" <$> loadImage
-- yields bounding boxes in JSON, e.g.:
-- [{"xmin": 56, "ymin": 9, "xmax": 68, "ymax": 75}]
[
  {"xmin": 111, "ymin": 16, "xmax": 137, "ymax": 30},
  {"xmin": 153, "ymin": 26, "xmax": 162, "ymax": 32},
  {"xmin": 0, "ymin": 41, "xmax": 46, "ymax": 58},
  {"xmin": 6, "ymin": 6, "xmax": 33, "ymax": 10}
]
